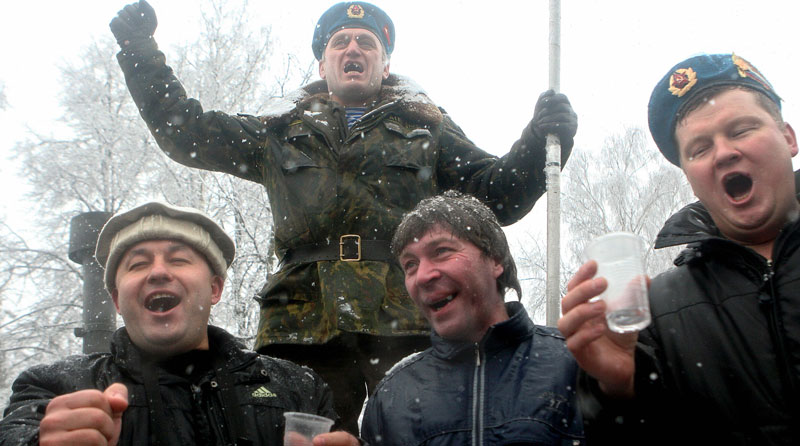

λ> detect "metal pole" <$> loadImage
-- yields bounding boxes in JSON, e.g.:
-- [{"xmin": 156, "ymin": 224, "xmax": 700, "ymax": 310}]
[
  {"xmin": 69, "ymin": 211, "xmax": 115, "ymax": 354},
  {"xmin": 545, "ymin": 0, "xmax": 562, "ymax": 327}
]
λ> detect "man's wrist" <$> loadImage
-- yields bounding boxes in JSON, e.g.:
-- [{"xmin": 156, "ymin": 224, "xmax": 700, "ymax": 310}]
[{"xmin": 598, "ymin": 376, "xmax": 635, "ymax": 399}]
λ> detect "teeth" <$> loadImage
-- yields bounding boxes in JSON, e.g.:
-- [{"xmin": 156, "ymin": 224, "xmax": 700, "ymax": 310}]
[
  {"xmin": 344, "ymin": 62, "xmax": 363, "ymax": 73},
  {"xmin": 431, "ymin": 295, "xmax": 454, "ymax": 310},
  {"xmin": 146, "ymin": 294, "xmax": 180, "ymax": 313}
]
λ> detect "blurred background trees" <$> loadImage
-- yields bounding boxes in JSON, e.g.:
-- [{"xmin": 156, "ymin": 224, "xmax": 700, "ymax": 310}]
[{"xmin": 516, "ymin": 126, "xmax": 693, "ymax": 320}]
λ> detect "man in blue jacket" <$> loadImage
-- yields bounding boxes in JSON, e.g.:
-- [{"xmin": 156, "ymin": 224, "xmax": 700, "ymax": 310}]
[{"xmin": 361, "ymin": 191, "xmax": 584, "ymax": 445}]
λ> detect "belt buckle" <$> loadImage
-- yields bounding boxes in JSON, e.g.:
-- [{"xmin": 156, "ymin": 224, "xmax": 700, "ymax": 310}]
[{"xmin": 339, "ymin": 234, "xmax": 361, "ymax": 261}]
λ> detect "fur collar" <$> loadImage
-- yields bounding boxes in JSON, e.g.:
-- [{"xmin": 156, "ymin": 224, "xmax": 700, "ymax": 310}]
[{"xmin": 260, "ymin": 74, "xmax": 443, "ymax": 128}]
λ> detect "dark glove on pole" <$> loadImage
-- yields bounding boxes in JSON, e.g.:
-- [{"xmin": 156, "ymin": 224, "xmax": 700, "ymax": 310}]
[
  {"xmin": 530, "ymin": 90, "xmax": 578, "ymax": 151},
  {"xmin": 110, "ymin": 0, "xmax": 158, "ymax": 48}
]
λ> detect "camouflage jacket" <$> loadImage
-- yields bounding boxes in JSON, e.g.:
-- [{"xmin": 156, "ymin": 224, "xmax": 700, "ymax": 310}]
[{"xmin": 117, "ymin": 39, "xmax": 569, "ymax": 347}]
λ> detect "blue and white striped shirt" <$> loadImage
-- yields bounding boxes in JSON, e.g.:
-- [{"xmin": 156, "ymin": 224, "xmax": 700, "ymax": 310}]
[{"xmin": 345, "ymin": 107, "xmax": 366, "ymax": 128}]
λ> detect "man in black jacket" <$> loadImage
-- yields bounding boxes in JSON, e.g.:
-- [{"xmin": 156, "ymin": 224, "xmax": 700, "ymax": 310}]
[
  {"xmin": 0, "ymin": 202, "xmax": 358, "ymax": 446},
  {"xmin": 361, "ymin": 191, "xmax": 584, "ymax": 445},
  {"xmin": 559, "ymin": 53, "xmax": 800, "ymax": 444}
]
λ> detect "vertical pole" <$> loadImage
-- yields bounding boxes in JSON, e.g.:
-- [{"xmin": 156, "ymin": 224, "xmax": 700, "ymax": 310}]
[
  {"xmin": 545, "ymin": 0, "xmax": 562, "ymax": 327},
  {"xmin": 69, "ymin": 212, "xmax": 115, "ymax": 354}
]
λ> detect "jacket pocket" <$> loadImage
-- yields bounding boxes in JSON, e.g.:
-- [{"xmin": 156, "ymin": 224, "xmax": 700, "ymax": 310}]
[
  {"xmin": 256, "ymin": 263, "xmax": 317, "ymax": 303},
  {"xmin": 368, "ymin": 122, "xmax": 436, "ymax": 209},
  {"xmin": 278, "ymin": 142, "xmax": 318, "ymax": 173},
  {"xmin": 382, "ymin": 121, "xmax": 433, "ymax": 170}
]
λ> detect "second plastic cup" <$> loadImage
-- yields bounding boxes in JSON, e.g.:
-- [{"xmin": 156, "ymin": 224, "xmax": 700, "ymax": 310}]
[
  {"xmin": 283, "ymin": 412, "xmax": 334, "ymax": 446},
  {"xmin": 584, "ymin": 231, "xmax": 651, "ymax": 333}
]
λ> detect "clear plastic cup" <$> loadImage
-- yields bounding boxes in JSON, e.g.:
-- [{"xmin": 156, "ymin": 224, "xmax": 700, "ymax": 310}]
[
  {"xmin": 584, "ymin": 232, "xmax": 651, "ymax": 333},
  {"xmin": 283, "ymin": 412, "xmax": 334, "ymax": 446}
]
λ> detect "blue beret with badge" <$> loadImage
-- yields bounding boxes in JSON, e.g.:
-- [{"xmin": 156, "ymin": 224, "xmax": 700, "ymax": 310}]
[
  {"xmin": 312, "ymin": 2, "xmax": 395, "ymax": 61},
  {"xmin": 648, "ymin": 53, "xmax": 781, "ymax": 166}
]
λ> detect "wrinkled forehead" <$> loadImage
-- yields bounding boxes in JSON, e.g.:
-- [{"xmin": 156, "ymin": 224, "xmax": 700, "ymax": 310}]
[
  {"xmin": 400, "ymin": 224, "xmax": 461, "ymax": 253},
  {"xmin": 120, "ymin": 239, "xmax": 196, "ymax": 261},
  {"xmin": 326, "ymin": 27, "xmax": 383, "ymax": 47},
  {"xmin": 675, "ymin": 88, "xmax": 764, "ymax": 135}
]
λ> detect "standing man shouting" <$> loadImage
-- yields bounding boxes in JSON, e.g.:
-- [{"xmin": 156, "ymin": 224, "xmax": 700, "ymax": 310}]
[{"xmin": 110, "ymin": 1, "xmax": 578, "ymax": 433}]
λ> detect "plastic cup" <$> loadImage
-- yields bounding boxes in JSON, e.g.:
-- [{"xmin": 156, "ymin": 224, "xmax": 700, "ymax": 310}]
[
  {"xmin": 584, "ymin": 231, "xmax": 651, "ymax": 333},
  {"xmin": 283, "ymin": 412, "xmax": 334, "ymax": 446}
]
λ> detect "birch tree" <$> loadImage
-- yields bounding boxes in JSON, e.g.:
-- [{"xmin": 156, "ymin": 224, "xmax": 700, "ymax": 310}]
[
  {"xmin": 0, "ymin": 0, "xmax": 307, "ymax": 404},
  {"xmin": 515, "ymin": 126, "xmax": 694, "ymax": 320},
  {"xmin": 0, "ymin": 82, "xmax": 7, "ymax": 110}
]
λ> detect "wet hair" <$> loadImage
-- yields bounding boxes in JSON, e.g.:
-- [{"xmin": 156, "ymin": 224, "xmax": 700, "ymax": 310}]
[{"xmin": 392, "ymin": 190, "xmax": 522, "ymax": 298}]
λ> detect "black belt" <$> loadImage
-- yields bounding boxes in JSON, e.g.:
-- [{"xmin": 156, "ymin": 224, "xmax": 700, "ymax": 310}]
[{"xmin": 282, "ymin": 235, "xmax": 394, "ymax": 264}]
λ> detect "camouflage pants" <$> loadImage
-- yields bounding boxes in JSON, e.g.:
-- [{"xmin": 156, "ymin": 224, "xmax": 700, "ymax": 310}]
[{"xmin": 259, "ymin": 333, "xmax": 430, "ymax": 435}]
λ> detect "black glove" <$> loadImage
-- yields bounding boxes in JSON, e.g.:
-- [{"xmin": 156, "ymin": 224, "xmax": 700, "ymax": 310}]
[
  {"xmin": 109, "ymin": 0, "xmax": 158, "ymax": 47},
  {"xmin": 530, "ymin": 90, "xmax": 578, "ymax": 149}
]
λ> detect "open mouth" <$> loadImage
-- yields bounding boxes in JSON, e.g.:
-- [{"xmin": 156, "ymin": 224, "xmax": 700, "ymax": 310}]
[
  {"xmin": 145, "ymin": 294, "xmax": 181, "ymax": 313},
  {"xmin": 344, "ymin": 62, "xmax": 364, "ymax": 73},
  {"xmin": 723, "ymin": 173, "xmax": 753, "ymax": 201},
  {"xmin": 430, "ymin": 294, "xmax": 455, "ymax": 312}
]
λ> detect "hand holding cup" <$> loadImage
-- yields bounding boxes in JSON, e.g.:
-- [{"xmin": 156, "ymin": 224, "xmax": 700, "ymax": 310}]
[{"xmin": 283, "ymin": 412, "xmax": 335, "ymax": 446}]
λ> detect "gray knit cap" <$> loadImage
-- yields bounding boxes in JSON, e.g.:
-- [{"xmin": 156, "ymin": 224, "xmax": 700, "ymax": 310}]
[{"xmin": 95, "ymin": 202, "xmax": 235, "ymax": 291}]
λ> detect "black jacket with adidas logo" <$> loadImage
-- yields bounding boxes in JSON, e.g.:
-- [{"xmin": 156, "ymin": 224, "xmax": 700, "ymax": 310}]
[{"xmin": 0, "ymin": 325, "xmax": 337, "ymax": 445}]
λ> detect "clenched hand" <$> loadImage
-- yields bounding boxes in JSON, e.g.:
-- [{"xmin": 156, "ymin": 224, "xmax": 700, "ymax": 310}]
[
  {"xmin": 39, "ymin": 383, "xmax": 129, "ymax": 446},
  {"xmin": 557, "ymin": 260, "xmax": 638, "ymax": 398},
  {"xmin": 109, "ymin": 0, "xmax": 158, "ymax": 48}
]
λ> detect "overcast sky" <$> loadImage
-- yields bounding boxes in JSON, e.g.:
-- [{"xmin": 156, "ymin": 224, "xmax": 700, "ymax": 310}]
[{"xmin": 2, "ymin": 0, "xmax": 799, "ymax": 240}]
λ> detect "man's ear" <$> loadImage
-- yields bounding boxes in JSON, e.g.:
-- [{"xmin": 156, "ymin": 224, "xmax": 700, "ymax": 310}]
[
  {"xmin": 319, "ymin": 59, "xmax": 326, "ymax": 80},
  {"xmin": 782, "ymin": 122, "xmax": 798, "ymax": 157},
  {"xmin": 210, "ymin": 275, "xmax": 224, "ymax": 306},
  {"xmin": 111, "ymin": 289, "xmax": 122, "ymax": 314},
  {"xmin": 383, "ymin": 61, "xmax": 390, "ymax": 80},
  {"xmin": 492, "ymin": 260, "xmax": 504, "ymax": 280}
]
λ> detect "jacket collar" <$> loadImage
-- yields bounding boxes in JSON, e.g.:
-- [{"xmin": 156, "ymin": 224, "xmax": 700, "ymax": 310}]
[
  {"xmin": 654, "ymin": 195, "xmax": 800, "ymax": 265},
  {"xmin": 111, "ymin": 325, "xmax": 256, "ymax": 380},
  {"xmin": 430, "ymin": 301, "xmax": 534, "ymax": 360},
  {"xmin": 653, "ymin": 200, "xmax": 720, "ymax": 249},
  {"xmin": 260, "ymin": 73, "xmax": 443, "ymax": 128},
  {"xmin": 656, "ymin": 171, "xmax": 800, "ymax": 250}
]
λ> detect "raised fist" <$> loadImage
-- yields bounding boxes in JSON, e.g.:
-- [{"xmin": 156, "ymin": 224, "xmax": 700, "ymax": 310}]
[{"xmin": 109, "ymin": 0, "xmax": 158, "ymax": 47}]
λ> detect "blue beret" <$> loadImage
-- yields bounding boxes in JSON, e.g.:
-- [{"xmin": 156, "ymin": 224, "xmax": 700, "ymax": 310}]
[
  {"xmin": 312, "ymin": 2, "xmax": 395, "ymax": 61},
  {"xmin": 648, "ymin": 53, "xmax": 781, "ymax": 166}
]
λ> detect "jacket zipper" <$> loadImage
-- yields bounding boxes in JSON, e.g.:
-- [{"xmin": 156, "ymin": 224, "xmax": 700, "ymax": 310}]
[
  {"xmin": 202, "ymin": 380, "xmax": 229, "ymax": 445},
  {"xmin": 758, "ymin": 259, "xmax": 799, "ymax": 407},
  {"xmin": 472, "ymin": 343, "xmax": 485, "ymax": 446}
]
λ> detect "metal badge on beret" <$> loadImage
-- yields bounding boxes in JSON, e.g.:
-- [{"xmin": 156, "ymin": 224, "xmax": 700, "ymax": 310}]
[
  {"xmin": 648, "ymin": 53, "xmax": 781, "ymax": 166},
  {"xmin": 347, "ymin": 4, "xmax": 365, "ymax": 18}
]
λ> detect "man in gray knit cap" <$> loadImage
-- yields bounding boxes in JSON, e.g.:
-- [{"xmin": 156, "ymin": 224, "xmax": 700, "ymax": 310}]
[{"xmin": 0, "ymin": 202, "xmax": 358, "ymax": 446}]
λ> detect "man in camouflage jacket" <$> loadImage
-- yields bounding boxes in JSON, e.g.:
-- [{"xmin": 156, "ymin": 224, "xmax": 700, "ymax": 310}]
[{"xmin": 110, "ymin": 0, "xmax": 578, "ymax": 433}]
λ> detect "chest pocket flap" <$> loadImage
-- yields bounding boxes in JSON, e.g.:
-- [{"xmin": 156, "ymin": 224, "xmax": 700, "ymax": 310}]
[{"xmin": 382, "ymin": 121, "xmax": 433, "ymax": 170}]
